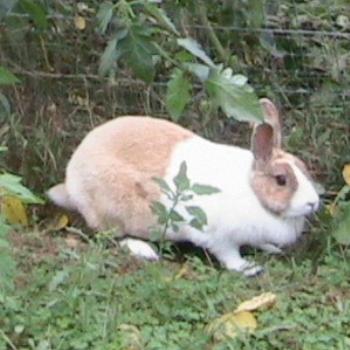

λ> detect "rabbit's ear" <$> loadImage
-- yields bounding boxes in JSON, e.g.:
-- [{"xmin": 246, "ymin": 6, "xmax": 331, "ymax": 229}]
[
  {"xmin": 251, "ymin": 123, "xmax": 274, "ymax": 163},
  {"xmin": 259, "ymin": 98, "xmax": 282, "ymax": 148}
]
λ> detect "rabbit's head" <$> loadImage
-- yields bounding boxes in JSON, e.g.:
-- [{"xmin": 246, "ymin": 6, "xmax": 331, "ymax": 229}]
[{"xmin": 250, "ymin": 99, "xmax": 319, "ymax": 218}]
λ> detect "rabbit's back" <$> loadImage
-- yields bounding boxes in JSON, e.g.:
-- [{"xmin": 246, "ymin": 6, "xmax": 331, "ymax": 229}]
[{"xmin": 65, "ymin": 117, "xmax": 193, "ymax": 235}]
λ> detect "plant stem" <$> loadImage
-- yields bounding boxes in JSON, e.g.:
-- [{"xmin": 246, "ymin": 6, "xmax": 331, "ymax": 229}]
[
  {"xmin": 159, "ymin": 193, "xmax": 180, "ymax": 255},
  {"xmin": 0, "ymin": 330, "xmax": 17, "ymax": 350},
  {"xmin": 197, "ymin": 1, "xmax": 228, "ymax": 64}
]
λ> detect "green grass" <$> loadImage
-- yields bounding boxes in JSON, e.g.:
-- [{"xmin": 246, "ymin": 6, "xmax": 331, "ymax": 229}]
[{"xmin": 1, "ymin": 226, "xmax": 349, "ymax": 350}]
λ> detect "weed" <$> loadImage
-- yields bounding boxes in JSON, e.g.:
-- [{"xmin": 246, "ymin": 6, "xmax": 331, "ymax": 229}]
[{"xmin": 151, "ymin": 161, "xmax": 219, "ymax": 255}]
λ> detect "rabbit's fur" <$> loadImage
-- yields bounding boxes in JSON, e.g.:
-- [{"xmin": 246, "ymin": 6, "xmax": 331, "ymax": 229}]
[{"xmin": 48, "ymin": 99, "xmax": 319, "ymax": 276}]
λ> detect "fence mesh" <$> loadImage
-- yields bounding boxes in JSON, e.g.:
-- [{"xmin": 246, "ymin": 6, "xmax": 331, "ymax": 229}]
[{"xmin": 0, "ymin": 2, "xmax": 349, "ymax": 190}]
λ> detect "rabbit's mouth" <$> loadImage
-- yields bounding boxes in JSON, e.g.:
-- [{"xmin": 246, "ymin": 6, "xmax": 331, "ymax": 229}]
[{"xmin": 284, "ymin": 200, "xmax": 320, "ymax": 218}]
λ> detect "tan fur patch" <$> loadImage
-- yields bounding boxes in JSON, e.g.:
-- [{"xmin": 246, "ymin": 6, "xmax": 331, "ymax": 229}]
[
  {"xmin": 251, "ymin": 152, "xmax": 299, "ymax": 215},
  {"xmin": 275, "ymin": 151, "xmax": 311, "ymax": 179},
  {"xmin": 66, "ymin": 117, "xmax": 193, "ymax": 237}
]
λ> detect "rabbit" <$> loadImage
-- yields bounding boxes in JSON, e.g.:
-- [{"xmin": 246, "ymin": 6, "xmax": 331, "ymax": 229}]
[{"xmin": 48, "ymin": 98, "xmax": 320, "ymax": 276}]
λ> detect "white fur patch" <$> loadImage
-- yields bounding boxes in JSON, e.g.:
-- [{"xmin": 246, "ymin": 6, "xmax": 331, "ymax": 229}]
[
  {"xmin": 159, "ymin": 136, "xmax": 307, "ymax": 273},
  {"xmin": 287, "ymin": 164, "xmax": 320, "ymax": 217},
  {"xmin": 120, "ymin": 238, "xmax": 159, "ymax": 261}
]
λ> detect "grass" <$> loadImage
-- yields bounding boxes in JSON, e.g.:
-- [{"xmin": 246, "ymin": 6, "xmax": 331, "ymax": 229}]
[{"xmin": 1, "ymin": 223, "xmax": 349, "ymax": 350}]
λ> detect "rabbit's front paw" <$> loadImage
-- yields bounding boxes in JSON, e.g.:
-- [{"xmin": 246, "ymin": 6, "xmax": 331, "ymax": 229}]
[
  {"xmin": 240, "ymin": 261, "xmax": 265, "ymax": 277},
  {"xmin": 259, "ymin": 243, "xmax": 283, "ymax": 255}
]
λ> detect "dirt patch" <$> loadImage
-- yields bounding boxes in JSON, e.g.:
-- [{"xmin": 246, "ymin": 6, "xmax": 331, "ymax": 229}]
[{"xmin": 10, "ymin": 230, "xmax": 60, "ymax": 267}]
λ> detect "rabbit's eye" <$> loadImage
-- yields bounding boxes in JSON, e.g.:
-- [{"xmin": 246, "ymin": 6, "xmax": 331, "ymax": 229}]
[{"xmin": 275, "ymin": 174, "xmax": 287, "ymax": 186}]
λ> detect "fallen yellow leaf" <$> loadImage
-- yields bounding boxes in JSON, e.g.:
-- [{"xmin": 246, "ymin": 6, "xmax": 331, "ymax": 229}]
[
  {"xmin": 327, "ymin": 203, "xmax": 338, "ymax": 217},
  {"xmin": 74, "ymin": 15, "xmax": 86, "ymax": 30},
  {"xmin": 342, "ymin": 164, "xmax": 350, "ymax": 186},
  {"xmin": 174, "ymin": 264, "xmax": 189, "ymax": 280},
  {"xmin": 118, "ymin": 324, "xmax": 143, "ymax": 350},
  {"xmin": 164, "ymin": 264, "xmax": 189, "ymax": 283},
  {"xmin": 1, "ymin": 196, "xmax": 28, "ymax": 226},
  {"xmin": 53, "ymin": 214, "xmax": 69, "ymax": 231},
  {"xmin": 207, "ymin": 311, "xmax": 257, "ymax": 341},
  {"xmin": 234, "ymin": 292, "xmax": 277, "ymax": 313}
]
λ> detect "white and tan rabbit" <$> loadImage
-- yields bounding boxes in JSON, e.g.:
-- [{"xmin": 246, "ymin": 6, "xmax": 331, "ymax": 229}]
[{"xmin": 48, "ymin": 98, "xmax": 319, "ymax": 276}]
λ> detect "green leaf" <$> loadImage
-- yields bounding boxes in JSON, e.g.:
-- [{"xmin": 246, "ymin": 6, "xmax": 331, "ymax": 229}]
[
  {"xmin": 118, "ymin": 25, "xmax": 156, "ymax": 83},
  {"xmin": 0, "ymin": 173, "xmax": 44, "ymax": 204},
  {"xmin": 177, "ymin": 38, "xmax": 215, "ymax": 67},
  {"xmin": 0, "ymin": 66, "xmax": 20, "ymax": 85},
  {"xmin": 145, "ymin": 3, "xmax": 179, "ymax": 36},
  {"xmin": 173, "ymin": 161, "xmax": 190, "ymax": 192},
  {"xmin": 180, "ymin": 194, "xmax": 193, "ymax": 202},
  {"xmin": 49, "ymin": 270, "xmax": 70, "ymax": 291},
  {"xmin": 0, "ymin": 216, "xmax": 11, "ymax": 237},
  {"xmin": 169, "ymin": 210, "xmax": 184, "ymax": 222},
  {"xmin": 0, "ymin": 238, "xmax": 10, "ymax": 248},
  {"xmin": 0, "ymin": 248, "xmax": 16, "ymax": 291},
  {"xmin": 333, "ymin": 203, "xmax": 350, "ymax": 245},
  {"xmin": 192, "ymin": 184, "xmax": 221, "ymax": 195},
  {"xmin": 184, "ymin": 63, "xmax": 210, "ymax": 82},
  {"xmin": 153, "ymin": 177, "xmax": 172, "ymax": 194},
  {"xmin": 99, "ymin": 38, "xmax": 118, "ymax": 76},
  {"xmin": 189, "ymin": 218, "xmax": 204, "ymax": 231},
  {"xmin": 0, "ymin": 215, "xmax": 15, "ymax": 291},
  {"xmin": 186, "ymin": 206, "xmax": 208, "ymax": 226},
  {"xmin": 99, "ymin": 29, "xmax": 127, "ymax": 76},
  {"xmin": 19, "ymin": 0, "xmax": 48, "ymax": 30},
  {"xmin": 151, "ymin": 201, "xmax": 168, "ymax": 225},
  {"xmin": 97, "ymin": 2, "xmax": 114, "ymax": 34},
  {"xmin": 0, "ymin": 92, "xmax": 11, "ymax": 114},
  {"xmin": 205, "ymin": 67, "xmax": 264, "ymax": 122},
  {"xmin": 166, "ymin": 68, "xmax": 192, "ymax": 122}
]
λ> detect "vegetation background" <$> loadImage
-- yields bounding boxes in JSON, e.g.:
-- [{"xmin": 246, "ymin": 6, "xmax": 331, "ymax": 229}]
[{"xmin": 0, "ymin": 0, "xmax": 349, "ymax": 349}]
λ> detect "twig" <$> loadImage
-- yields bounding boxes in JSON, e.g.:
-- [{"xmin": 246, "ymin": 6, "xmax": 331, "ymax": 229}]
[
  {"xmin": 39, "ymin": 35, "xmax": 54, "ymax": 72},
  {"xmin": 65, "ymin": 226, "xmax": 91, "ymax": 243},
  {"xmin": 203, "ymin": 248, "xmax": 214, "ymax": 268},
  {"xmin": 0, "ymin": 330, "xmax": 17, "ymax": 350},
  {"xmin": 7, "ymin": 62, "xmax": 147, "ymax": 87},
  {"xmin": 197, "ymin": 1, "xmax": 228, "ymax": 64},
  {"xmin": 8, "ymin": 63, "xmax": 350, "ymax": 97}
]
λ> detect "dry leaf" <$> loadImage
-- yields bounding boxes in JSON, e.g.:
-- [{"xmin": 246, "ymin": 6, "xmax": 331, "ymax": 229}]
[
  {"xmin": 342, "ymin": 164, "xmax": 350, "ymax": 186},
  {"xmin": 118, "ymin": 324, "xmax": 143, "ymax": 350},
  {"xmin": 53, "ymin": 214, "xmax": 69, "ymax": 231},
  {"xmin": 207, "ymin": 311, "xmax": 257, "ymax": 341},
  {"xmin": 76, "ymin": 96, "xmax": 88, "ymax": 106},
  {"xmin": 164, "ymin": 264, "xmax": 189, "ymax": 283},
  {"xmin": 327, "ymin": 204, "xmax": 338, "ymax": 217},
  {"xmin": 234, "ymin": 292, "xmax": 277, "ymax": 313},
  {"xmin": 65, "ymin": 235, "xmax": 79, "ymax": 248},
  {"xmin": 74, "ymin": 16, "xmax": 86, "ymax": 30},
  {"xmin": 174, "ymin": 264, "xmax": 189, "ymax": 280},
  {"xmin": 1, "ymin": 196, "xmax": 28, "ymax": 226},
  {"xmin": 77, "ymin": 2, "xmax": 89, "ymax": 12}
]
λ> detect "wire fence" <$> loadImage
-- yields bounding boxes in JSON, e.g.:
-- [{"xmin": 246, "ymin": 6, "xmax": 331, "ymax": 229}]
[
  {"xmin": 2, "ymin": 30, "xmax": 349, "ymax": 105},
  {"xmin": 0, "ymin": 3, "xmax": 349, "ymax": 189}
]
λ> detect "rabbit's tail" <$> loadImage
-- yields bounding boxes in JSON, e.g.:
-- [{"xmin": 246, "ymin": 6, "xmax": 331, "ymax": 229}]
[{"xmin": 47, "ymin": 183, "xmax": 76, "ymax": 210}]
